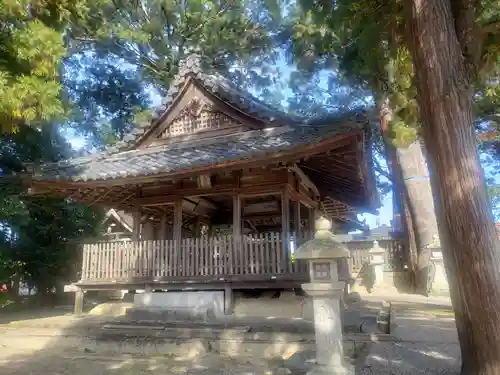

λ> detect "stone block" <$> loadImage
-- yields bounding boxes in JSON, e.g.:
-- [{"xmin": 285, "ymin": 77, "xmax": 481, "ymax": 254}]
[
  {"xmin": 174, "ymin": 339, "xmax": 210, "ymax": 360},
  {"xmin": 126, "ymin": 306, "xmax": 215, "ymax": 322},
  {"xmin": 134, "ymin": 290, "xmax": 224, "ymax": 317},
  {"xmin": 376, "ymin": 300, "xmax": 392, "ymax": 334}
]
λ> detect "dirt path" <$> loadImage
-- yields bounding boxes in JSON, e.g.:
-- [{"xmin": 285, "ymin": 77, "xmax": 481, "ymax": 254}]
[{"xmin": 362, "ymin": 301, "xmax": 460, "ymax": 374}]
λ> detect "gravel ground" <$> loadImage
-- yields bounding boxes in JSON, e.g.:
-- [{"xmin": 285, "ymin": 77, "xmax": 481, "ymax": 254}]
[
  {"xmin": 0, "ymin": 312, "xmax": 311, "ymax": 375},
  {"xmin": 0, "ymin": 298, "xmax": 460, "ymax": 375}
]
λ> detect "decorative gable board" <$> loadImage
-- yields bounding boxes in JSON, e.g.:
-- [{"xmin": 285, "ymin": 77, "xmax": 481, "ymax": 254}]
[
  {"xmin": 138, "ymin": 80, "xmax": 262, "ymax": 148},
  {"xmin": 157, "ymin": 96, "xmax": 241, "ymax": 139}
]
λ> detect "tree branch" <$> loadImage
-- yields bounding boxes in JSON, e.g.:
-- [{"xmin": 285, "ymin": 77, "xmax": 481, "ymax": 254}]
[
  {"xmin": 372, "ymin": 155, "xmax": 393, "ymax": 181},
  {"xmin": 482, "ymin": 18, "xmax": 500, "ymax": 33},
  {"xmin": 182, "ymin": 0, "xmax": 233, "ymax": 42},
  {"xmin": 450, "ymin": 0, "xmax": 482, "ymax": 79}
]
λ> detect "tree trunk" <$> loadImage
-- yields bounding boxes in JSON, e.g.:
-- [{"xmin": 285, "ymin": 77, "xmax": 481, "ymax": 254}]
[
  {"xmin": 404, "ymin": 0, "xmax": 500, "ymax": 373},
  {"xmin": 401, "ymin": 187, "xmax": 418, "ymax": 290},
  {"xmin": 395, "ymin": 141, "xmax": 439, "ymax": 293},
  {"xmin": 378, "ymin": 97, "xmax": 419, "ymax": 290}
]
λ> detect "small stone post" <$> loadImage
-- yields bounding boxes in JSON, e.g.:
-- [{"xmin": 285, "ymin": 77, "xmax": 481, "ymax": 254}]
[
  {"xmin": 368, "ymin": 240, "xmax": 385, "ymax": 292},
  {"xmin": 74, "ymin": 288, "xmax": 84, "ymax": 315},
  {"xmin": 295, "ymin": 216, "xmax": 354, "ymax": 375}
]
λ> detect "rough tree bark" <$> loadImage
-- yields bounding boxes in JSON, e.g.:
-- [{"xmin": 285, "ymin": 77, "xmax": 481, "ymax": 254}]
[
  {"xmin": 396, "ymin": 141, "xmax": 439, "ymax": 293},
  {"xmin": 403, "ymin": 0, "xmax": 500, "ymax": 373},
  {"xmin": 379, "ymin": 97, "xmax": 432, "ymax": 292}
]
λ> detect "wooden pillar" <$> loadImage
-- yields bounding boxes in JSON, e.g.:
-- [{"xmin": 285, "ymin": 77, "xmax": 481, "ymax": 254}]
[
  {"xmin": 173, "ymin": 199, "xmax": 182, "ymax": 274},
  {"xmin": 308, "ymin": 207, "xmax": 316, "ymax": 240},
  {"xmin": 74, "ymin": 288, "xmax": 84, "ymax": 315},
  {"xmin": 132, "ymin": 208, "xmax": 141, "ymax": 240},
  {"xmin": 233, "ymin": 195, "xmax": 242, "ymax": 238},
  {"xmin": 165, "ymin": 223, "xmax": 173, "ymax": 240},
  {"xmin": 194, "ymin": 217, "xmax": 202, "ymax": 237},
  {"xmin": 281, "ymin": 189, "xmax": 291, "ymax": 273},
  {"xmin": 293, "ymin": 199, "xmax": 301, "ymax": 240},
  {"xmin": 233, "ymin": 194, "xmax": 241, "ymax": 237},
  {"xmin": 143, "ymin": 220, "xmax": 155, "ymax": 240},
  {"xmin": 232, "ymin": 194, "xmax": 241, "ymax": 274},
  {"xmin": 159, "ymin": 213, "xmax": 167, "ymax": 241},
  {"xmin": 173, "ymin": 200, "xmax": 182, "ymax": 242}
]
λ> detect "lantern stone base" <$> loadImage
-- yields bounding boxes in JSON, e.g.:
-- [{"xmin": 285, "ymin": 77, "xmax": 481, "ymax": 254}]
[
  {"xmin": 301, "ymin": 282, "xmax": 355, "ymax": 375},
  {"xmin": 306, "ymin": 362, "xmax": 355, "ymax": 375},
  {"xmin": 429, "ymin": 259, "xmax": 450, "ymax": 297}
]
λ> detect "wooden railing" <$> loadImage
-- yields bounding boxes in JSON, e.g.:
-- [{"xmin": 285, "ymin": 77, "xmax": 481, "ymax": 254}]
[
  {"xmin": 80, "ymin": 233, "xmax": 405, "ymax": 283},
  {"xmin": 81, "ymin": 232, "xmax": 308, "ymax": 282}
]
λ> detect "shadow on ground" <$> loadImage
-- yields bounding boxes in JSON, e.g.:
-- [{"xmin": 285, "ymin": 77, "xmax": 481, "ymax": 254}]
[{"xmin": 0, "ymin": 297, "xmax": 460, "ymax": 375}]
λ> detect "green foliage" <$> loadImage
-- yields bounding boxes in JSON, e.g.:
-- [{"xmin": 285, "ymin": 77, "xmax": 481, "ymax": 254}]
[
  {"xmin": 487, "ymin": 183, "xmax": 500, "ymax": 221},
  {"xmin": 8, "ymin": 196, "xmax": 103, "ymax": 291},
  {"xmin": 69, "ymin": 0, "xmax": 279, "ymax": 93},
  {"xmin": 283, "ymin": 0, "xmax": 500, "ymax": 212},
  {"xmin": 63, "ymin": 53, "xmax": 151, "ymax": 145},
  {"xmin": 287, "ymin": 1, "xmax": 500, "ymax": 145},
  {"xmin": 0, "ymin": 0, "xmax": 99, "ymax": 133},
  {"xmin": 0, "ymin": 125, "xmax": 104, "ymax": 292},
  {"xmin": 57, "ymin": 0, "xmax": 282, "ymax": 144},
  {"xmin": 0, "ymin": 0, "xmax": 284, "ymax": 296},
  {"xmin": 0, "ymin": 293, "xmax": 14, "ymax": 308}
]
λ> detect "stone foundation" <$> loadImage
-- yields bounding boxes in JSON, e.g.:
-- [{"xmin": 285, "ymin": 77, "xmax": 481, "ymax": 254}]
[{"xmin": 133, "ymin": 290, "xmax": 225, "ymax": 318}]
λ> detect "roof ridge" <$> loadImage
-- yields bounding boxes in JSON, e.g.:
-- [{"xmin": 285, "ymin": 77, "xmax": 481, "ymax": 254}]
[
  {"xmin": 37, "ymin": 110, "xmax": 368, "ymax": 174},
  {"xmin": 105, "ymin": 53, "xmax": 303, "ymax": 153},
  {"xmin": 106, "ymin": 125, "xmax": 295, "ymax": 160}
]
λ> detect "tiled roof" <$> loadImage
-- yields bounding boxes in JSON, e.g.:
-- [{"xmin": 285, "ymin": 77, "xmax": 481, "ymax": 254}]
[
  {"xmin": 113, "ymin": 54, "xmax": 303, "ymax": 153},
  {"xmin": 31, "ymin": 53, "xmax": 371, "ymax": 183},
  {"xmin": 36, "ymin": 112, "xmax": 366, "ymax": 182}
]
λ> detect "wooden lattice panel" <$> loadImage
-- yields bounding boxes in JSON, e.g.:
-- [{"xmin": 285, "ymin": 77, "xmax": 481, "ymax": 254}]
[{"xmin": 159, "ymin": 98, "xmax": 241, "ymax": 138}]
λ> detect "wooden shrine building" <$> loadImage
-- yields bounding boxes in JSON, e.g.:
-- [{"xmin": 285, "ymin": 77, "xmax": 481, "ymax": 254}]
[
  {"xmin": 24, "ymin": 54, "xmax": 379, "ymax": 295},
  {"xmin": 102, "ymin": 209, "xmax": 133, "ymax": 241}
]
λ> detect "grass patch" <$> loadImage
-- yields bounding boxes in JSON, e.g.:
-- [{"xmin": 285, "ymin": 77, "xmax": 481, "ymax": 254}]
[{"xmin": 0, "ymin": 294, "xmax": 15, "ymax": 309}]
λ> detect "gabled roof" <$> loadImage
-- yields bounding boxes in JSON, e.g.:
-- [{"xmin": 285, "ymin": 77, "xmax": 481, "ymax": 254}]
[
  {"xmin": 27, "ymin": 54, "xmax": 378, "ymax": 214},
  {"xmin": 33, "ymin": 53, "xmax": 370, "ymax": 184},
  {"xmin": 112, "ymin": 54, "xmax": 304, "ymax": 153},
  {"xmin": 36, "ymin": 111, "xmax": 364, "ymax": 182},
  {"xmin": 103, "ymin": 209, "xmax": 133, "ymax": 232}
]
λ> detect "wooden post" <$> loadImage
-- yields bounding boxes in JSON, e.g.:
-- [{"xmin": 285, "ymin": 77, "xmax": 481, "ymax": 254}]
[
  {"xmin": 281, "ymin": 189, "xmax": 291, "ymax": 273},
  {"xmin": 194, "ymin": 217, "xmax": 202, "ymax": 237},
  {"xmin": 233, "ymin": 195, "xmax": 241, "ymax": 274},
  {"xmin": 224, "ymin": 284, "xmax": 233, "ymax": 315},
  {"xmin": 159, "ymin": 213, "xmax": 167, "ymax": 241},
  {"xmin": 132, "ymin": 208, "xmax": 141, "ymax": 241},
  {"xmin": 173, "ymin": 200, "xmax": 183, "ymax": 242},
  {"xmin": 233, "ymin": 195, "xmax": 242, "ymax": 238},
  {"xmin": 173, "ymin": 199, "xmax": 182, "ymax": 273},
  {"xmin": 143, "ymin": 220, "xmax": 155, "ymax": 240},
  {"xmin": 74, "ymin": 288, "xmax": 84, "ymax": 315},
  {"xmin": 294, "ymin": 199, "xmax": 301, "ymax": 240},
  {"xmin": 308, "ymin": 207, "xmax": 316, "ymax": 240}
]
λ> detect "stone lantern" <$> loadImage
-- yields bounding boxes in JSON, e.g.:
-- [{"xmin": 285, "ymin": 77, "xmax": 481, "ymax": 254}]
[
  {"xmin": 428, "ymin": 235, "xmax": 450, "ymax": 296},
  {"xmin": 368, "ymin": 240, "xmax": 385, "ymax": 291},
  {"xmin": 295, "ymin": 216, "xmax": 354, "ymax": 375}
]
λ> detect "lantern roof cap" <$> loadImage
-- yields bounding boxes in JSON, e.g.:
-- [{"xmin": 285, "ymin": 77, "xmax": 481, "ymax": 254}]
[{"xmin": 295, "ymin": 216, "xmax": 350, "ymax": 260}]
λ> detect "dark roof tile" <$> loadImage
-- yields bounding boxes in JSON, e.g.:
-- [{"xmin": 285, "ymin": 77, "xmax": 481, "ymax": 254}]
[
  {"xmin": 108, "ymin": 53, "xmax": 305, "ymax": 152},
  {"xmin": 35, "ymin": 118, "xmax": 365, "ymax": 182}
]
